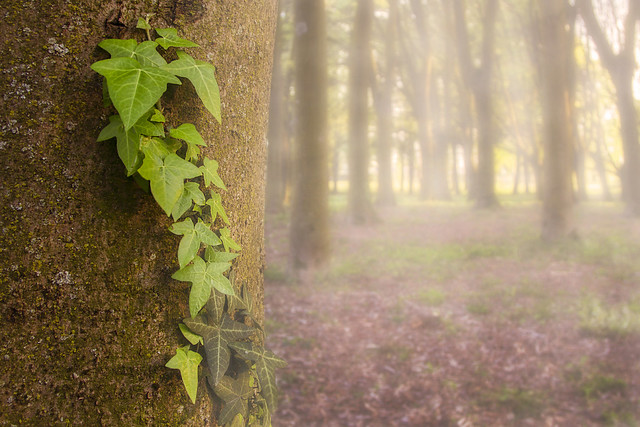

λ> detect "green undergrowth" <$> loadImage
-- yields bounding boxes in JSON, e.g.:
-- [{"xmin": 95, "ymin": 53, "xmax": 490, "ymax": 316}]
[
  {"xmin": 477, "ymin": 386, "xmax": 546, "ymax": 419},
  {"xmin": 577, "ymin": 294, "xmax": 640, "ymax": 337}
]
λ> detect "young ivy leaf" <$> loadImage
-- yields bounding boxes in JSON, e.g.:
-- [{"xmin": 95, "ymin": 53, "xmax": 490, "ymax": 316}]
[
  {"xmin": 183, "ymin": 315, "xmax": 254, "ymax": 386},
  {"xmin": 98, "ymin": 39, "xmax": 167, "ymax": 67},
  {"xmin": 200, "ymin": 158, "xmax": 227, "ymax": 190},
  {"xmin": 204, "ymin": 246, "xmax": 239, "ymax": 264},
  {"xmin": 229, "ymin": 342, "xmax": 287, "ymax": 412},
  {"xmin": 97, "ymin": 113, "xmax": 163, "ymax": 176},
  {"xmin": 162, "ymin": 51, "xmax": 221, "ymax": 122},
  {"xmin": 170, "ymin": 123, "xmax": 207, "ymax": 162},
  {"xmin": 138, "ymin": 153, "xmax": 201, "ymax": 216},
  {"xmin": 172, "ymin": 256, "xmax": 233, "ymax": 317},
  {"xmin": 136, "ymin": 17, "xmax": 151, "ymax": 31},
  {"xmin": 150, "ymin": 109, "xmax": 165, "ymax": 123},
  {"xmin": 155, "ymin": 28, "xmax": 200, "ymax": 49},
  {"xmin": 91, "ymin": 57, "xmax": 181, "ymax": 130},
  {"xmin": 206, "ymin": 192, "xmax": 230, "ymax": 225},
  {"xmin": 165, "ymin": 346, "xmax": 202, "ymax": 404},
  {"xmin": 140, "ymin": 136, "xmax": 181, "ymax": 160},
  {"xmin": 179, "ymin": 323, "xmax": 204, "ymax": 345},
  {"xmin": 220, "ymin": 227, "xmax": 241, "ymax": 252},
  {"xmin": 171, "ymin": 181, "xmax": 205, "ymax": 221},
  {"xmin": 169, "ymin": 218, "xmax": 221, "ymax": 268},
  {"xmin": 213, "ymin": 371, "xmax": 252, "ymax": 425}
]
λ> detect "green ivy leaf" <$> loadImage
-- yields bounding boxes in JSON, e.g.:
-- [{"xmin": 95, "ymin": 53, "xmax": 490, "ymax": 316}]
[
  {"xmin": 165, "ymin": 346, "xmax": 202, "ymax": 404},
  {"xmin": 91, "ymin": 57, "xmax": 181, "ymax": 130},
  {"xmin": 205, "ymin": 290, "xmax": 226, "ymax": 325},
  {"xmin": 171, "ymin": 181, "xmax": 205, "ymax": 221},
  {"xmin": 138, "ymin": 153, "xmax": 201, "ymax": 216},
  {"xmin": 169, "ymin": 218, "xmax": 199, "ymax": 268},
  {"xmin": 140, "ymin": 136, "xmax": 180, "ymax": 160},
  {"xmin": 229, "ymin": 343, "xmax": 286, "ymax": 412},
  {"xmin": 204, "ymin": 247, "xmax": 239, "ymax": 263},
  {"xmin": 150, "ymin": 109, "xmax": 165, "ymax": 122},
  {"xmin": 200, "ymin": 158, "xmax": 227, "ymax": 190},
  {"xmin": 136, "ymin": 17, "xmax": 151, "ymax": 30},
  {"xmin": 183, "ymin": 315, "xmax": 253, "ymax": 386},
  {"xmin": 179, "ymin": 323, "xmax": 204, "ymax": 345},
  {"xmin": 97, "ymin": 114, "xmax": 163, "ymax": 176},
  {"xmin": 170, "ymin": 123, "xmax": 207, "ymax": 162},
  {"xmin": 206, "ymin": 192, "xmax": 230, "ymax": 225},
  {"xmin": 134, "ymin": 41, "xmax": 168, "ymax": 67},
  {"xmin": 220, "ymin": 227, "xmax": 241, "ymax": 252},
  {"xmin": 229, "ymin": 413, "xmax": 246, "ymax": 427},
  {"xmin": 155, "ymin": 28, "xmax": 199, "ymax": 49},
  {"xmin": 162, "ymin": 51, "xmax": 221, "ymax": 122},
  {"xmin": 172, "ymin": 256, "xmax": 234, "ymax": 317},
  {"xmin": 214, "ymin": 372, "xmax": 252, "ymax": 425}
]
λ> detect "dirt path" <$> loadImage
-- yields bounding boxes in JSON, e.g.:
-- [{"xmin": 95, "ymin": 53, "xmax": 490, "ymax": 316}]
[{"xmin": 264, "ymin": 202, "xmax": 640, "ymax": 426}]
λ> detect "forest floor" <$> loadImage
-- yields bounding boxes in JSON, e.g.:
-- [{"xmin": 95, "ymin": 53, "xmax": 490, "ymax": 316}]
[{"xmin": 263, "ymin": 196, "xmax": 640, "ymax": 427}]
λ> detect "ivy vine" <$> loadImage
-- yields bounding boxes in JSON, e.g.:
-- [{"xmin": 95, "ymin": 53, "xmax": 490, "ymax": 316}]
[{"xmin": 91, "ymin": 16, "xmax": 285, "ymax": 426}]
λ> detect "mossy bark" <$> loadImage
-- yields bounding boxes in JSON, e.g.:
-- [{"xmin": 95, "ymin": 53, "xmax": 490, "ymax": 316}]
[{"xmin": 0, "ymin": 0, "xmax": 276, "ymax": 425}]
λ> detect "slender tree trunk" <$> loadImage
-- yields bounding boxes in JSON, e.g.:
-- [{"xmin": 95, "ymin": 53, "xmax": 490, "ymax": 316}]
[
  {"xmin": 537, "ymin": 0, "xmax": 575, "ymax": 240},
  {"xmin": 374, "ymin": 0, "xmax": 398, "ymax": 206},
  {"xmin": 348, "ymin": 0, "xmax": 377, "ymax": 224},
  {"xmin": 266, "ymin": 6, "xmax": 287, "ymax": 214},
  {"xmin": 0, "ymin": 1, "xmax": 276, "ymax": 424},
  {"xmin": 290, "ymin": 0, "xmax": 331, "ymax": 270},
  {"xmin": 577, "ymin": 0, "xmax": 640, "ymax": 214}
]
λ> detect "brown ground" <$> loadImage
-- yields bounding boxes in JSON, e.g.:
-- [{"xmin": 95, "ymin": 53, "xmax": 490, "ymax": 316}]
[{"xmin": 263, "ymin": 199, "xmax": 640, "ymax": 426}]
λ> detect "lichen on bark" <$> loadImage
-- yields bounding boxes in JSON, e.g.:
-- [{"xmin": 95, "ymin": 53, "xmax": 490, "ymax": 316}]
[{"xmin": 0, "ymin": 0, "xmax": 277, "ymax": 425}]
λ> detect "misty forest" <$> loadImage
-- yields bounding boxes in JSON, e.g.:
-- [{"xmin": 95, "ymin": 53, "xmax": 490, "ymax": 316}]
[
  {"xmin": 265, "ymin": 0, "xmax": 640, "ymax": 425},
  {"xmin": 1, "ymin": 0, "xmax": 639, "ymax": 426}
]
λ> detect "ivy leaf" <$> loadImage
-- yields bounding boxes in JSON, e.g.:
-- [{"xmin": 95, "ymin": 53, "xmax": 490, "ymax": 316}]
[
  {"xmin": 229, "ymin": 413, "xmax": 246, "ymax": 427},
  {"xmin": 214, "ymin": 372, "xmax": 252, "ymax": 425},
  {"xmin": 205, "ymin": 289, "xmax": 226, "ymax": 325},
  {"xmin": 155, "ymin": 28, "xmax": 199, "ymax": 49},
  {"xmin": 150, "ymin": 109, "xmax": 165, "ymax": 122},
  {"xmin": 179, "ymin": 323, "xmax": 203, "ymax": 345},
  {"xmin": 171, "ymin": 181, "xmax": 206, "ymax": 221},
  {"xmin": 206, "ymin": 192, "xmax": 230, "ymax": 225},
  {"xmin": 169, "ymin": 218, "xmax": 199, "ymax": 268},
  {"xmin": 140, "ymin": 136, "xmax": 180, "ymax": 160},
  {"xmin": 220, "ymin": 227, "xmax": 241, "ymax": 252},
  {"xmin": 204, "ymin": 246, "xmax": 239, "ymax": 263},
  {"xmin": 162, "ymin": 51, "xmax": 221, "ymax": 122},
  {"xmin": 183, "ymin": 315, "xmax": 253, "ymax": 386},
  {"xmin": 91, "ymin": 57, "xmax": 181, "ymax": 130},
  {"xmin": 200, "ymin": 158, "xmax": 227, "ymax": 190},
  {"xmin": 195, "ymin": 219, "xmax": 222, "ymax": 247},
  {"xmin": 98, "ymin": 39, "xmax": 167, "ymax": 68},
  {"xmin": 98, "ymin": 39, "xmax": 138, "ymax": 58},
  {"xmin": 138, "ymin": 153, "xmax": 201, "ymax": 216},
  {"xmin": 165, "ymin": 346, "xmax": 202, "ymax": 404},
  {"xmin": 170, "ymin": 123, "xmax": 207, "ymax": 162},
  {"xmin": 136, "ymin": 17, "xmax": 151, "ymax": 30},
  {"xmin": 97, "ymin": 114, "xmax": 163, "ymax": 176},
  {"xmin": 172, "ymin": 256, "xmax": 234, "ymax": 317},
  {"xmin": 134, "ymin": 41, "xmax": 168, "ymax": 67},
  {"xmin": 229, "ymin": 343, "xmax": 286, "ymax": 412}
]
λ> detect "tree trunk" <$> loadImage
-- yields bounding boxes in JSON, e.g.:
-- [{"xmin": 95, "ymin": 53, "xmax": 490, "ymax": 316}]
[
  {"xmin": 577, "ymin": 0, "xmax": 640, "ymax": 214},
  {"xmin": 537, "ymin": 0, "xmax": 575, "ymax": 240},
  {"xmin": 290, "ymin": 0, "xmax": 331, "ymax": 270},
  {"xmin": 266, "ymin": 6, "xmax": 287, "ymax": 214},
  {"xmin": 348, "ymin": 0, "xmax": 377, "ymax": 224},
  {"xmin": 374, "ymin": 0, "xmax": 398, "ymax": 207},
  {"xmin": 0, "ymin": 1, "xmax": 276, "ymax": 424}
]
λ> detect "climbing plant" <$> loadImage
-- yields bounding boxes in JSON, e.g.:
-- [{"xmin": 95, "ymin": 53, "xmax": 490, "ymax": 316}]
[{"xmin": 91, "ymin": 16, "xmax": 285, "ymax": 426}]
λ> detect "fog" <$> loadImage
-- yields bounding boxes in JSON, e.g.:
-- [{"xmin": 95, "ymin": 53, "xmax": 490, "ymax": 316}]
[{"xmin": 264, "ymin": 0, "xmax": 640, "ymax": 424}]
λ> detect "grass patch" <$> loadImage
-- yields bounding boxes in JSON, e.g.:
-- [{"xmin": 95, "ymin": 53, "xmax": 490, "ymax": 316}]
[
  {"xmin": 580, "ymin": 374, "xmax": 628, "ymax": 400},
  {"xmin": 413, "ymin": 288, "xmax": 446, "ymax": 306},
  {"xmin": 466, "ymin": 299, "xmax": 492, "ymax": 316},
  {"xmin": 578, "ymin": 295, "xmax": 640, "ymax": 337},
  {"xmin": 479, "ymin": 387, "xmax": 545, "ymax": 418}
]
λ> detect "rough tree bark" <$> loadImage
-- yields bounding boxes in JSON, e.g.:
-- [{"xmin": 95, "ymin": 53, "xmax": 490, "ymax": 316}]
[
  {"xmin": 0, "ymin": 0, "xmax": 276, "ymax": 424},
  {"xmin": 290, "ymin": 0, "xmax": 331, "ymax": 270}
]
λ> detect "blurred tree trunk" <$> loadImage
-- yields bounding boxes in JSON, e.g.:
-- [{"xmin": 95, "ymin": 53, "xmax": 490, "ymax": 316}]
[
  {"xmin": 372, "ymin": 0, "xmax": 398, "ymax": 207},
  {"xmin": 266, "ymin": 6, "xmax": 287, "ymax": 214},
  {"xmin": 452, "ymin": 0, "xmax": 500, "ymax": 208},
  {"xmin": 0, "ymin": 0, "xmax": 276, "ymax": 424},
  {"xmin": 535, "ymin": 0, "xmax": 575, "ymax": 239},
  {"xmin": 348, "ymin": 0, "xmax": 377, "ymax": 223},
  {"xmin": 290, "ymin": 0, "xmax": 331, "ymax": 270},
  {"xmin": 577, "ymin": 0, "xmax": 640, "ymax": 214}
]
